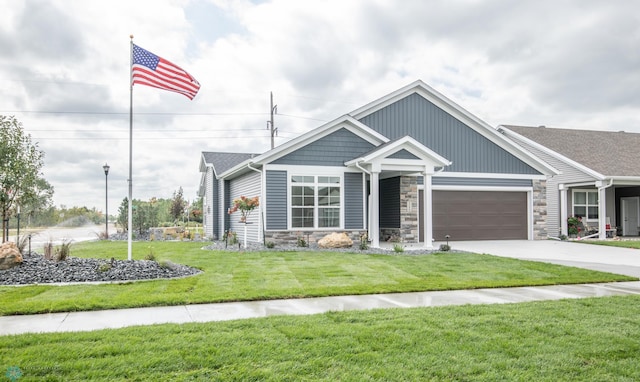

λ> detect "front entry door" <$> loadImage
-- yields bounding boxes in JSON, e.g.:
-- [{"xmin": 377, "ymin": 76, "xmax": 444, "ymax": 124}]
[{"xmin": 621, "ymin": 197, "xmax": 639, "ymax": 236}]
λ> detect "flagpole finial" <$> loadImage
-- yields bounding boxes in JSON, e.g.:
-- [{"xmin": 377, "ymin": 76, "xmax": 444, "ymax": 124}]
[{"xmin": 130, "ymin": 34, "xmax": 134, "ymax": 40}]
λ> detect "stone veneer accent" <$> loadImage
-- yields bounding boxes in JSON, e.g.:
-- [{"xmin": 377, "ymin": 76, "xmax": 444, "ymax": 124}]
[
  {"xmin": 532, "ymin": 179, "xmax": 547, "ymax": 240},
  {"xmin": 264, "ymin": 230, "xmax": 368, "ymax": 247},
  {"xmin": 399, "ymin": 176, "xmax": 419, "ymax": 243}
]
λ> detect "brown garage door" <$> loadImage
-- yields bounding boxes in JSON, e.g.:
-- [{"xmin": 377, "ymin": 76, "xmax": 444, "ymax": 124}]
[{"xmin": 422, "ymin": 190, "xmax": 528, "ymax": 241}]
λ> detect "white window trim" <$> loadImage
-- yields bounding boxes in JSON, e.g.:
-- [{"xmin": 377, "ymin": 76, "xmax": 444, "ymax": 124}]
[
  {"xmin": 572, "ymin": 189, "xmax": 599, "ymax": 222},
  {"xmin": 288, "ymin": 172, "xmax": 344, "ymax": 230}
]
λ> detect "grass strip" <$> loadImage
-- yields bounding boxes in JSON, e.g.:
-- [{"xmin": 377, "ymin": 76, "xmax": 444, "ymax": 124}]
[
  {"xmin": 1, "ymin": 295, "xmax": 640, "ymax": 381},
  {"xmin": 0, "ymin": 241, "xmax": 634, "ymax": 316}
]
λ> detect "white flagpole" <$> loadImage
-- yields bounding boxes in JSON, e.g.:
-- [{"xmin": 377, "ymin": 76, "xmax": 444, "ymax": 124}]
[{"xmin": 128, "ymin": 35, "xmax": 134, "ymax": 261}]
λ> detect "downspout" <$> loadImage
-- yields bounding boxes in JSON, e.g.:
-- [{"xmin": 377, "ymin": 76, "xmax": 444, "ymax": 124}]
[{"xmin": 246, "ymin": 162, "xmax": 264, "ymax": 244}]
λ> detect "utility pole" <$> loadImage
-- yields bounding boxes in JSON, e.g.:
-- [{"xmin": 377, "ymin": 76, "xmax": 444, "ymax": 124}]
[{"xmin": 267, "ymin": 92, "xmax": 278, "ymax": 149}]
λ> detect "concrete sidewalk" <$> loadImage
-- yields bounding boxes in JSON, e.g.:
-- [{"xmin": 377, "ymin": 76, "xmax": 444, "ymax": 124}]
[{"xmin": 3, "ymin": 281, "xmax": 640, "ymax": 336}]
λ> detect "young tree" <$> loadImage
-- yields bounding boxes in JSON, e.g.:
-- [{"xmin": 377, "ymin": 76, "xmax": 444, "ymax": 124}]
[
  {"xmin": 170, "ymin": 187, "xmax": 186, "ymax": 223},
  {"xmin": 0, "ymin": 115, "xmax": 53, "ymax": 242}
]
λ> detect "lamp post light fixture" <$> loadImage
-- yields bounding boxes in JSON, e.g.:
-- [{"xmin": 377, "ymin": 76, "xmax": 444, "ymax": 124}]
[{"xmin": 103, "ymin": 163, "xmax": 110, "ymax": 239}]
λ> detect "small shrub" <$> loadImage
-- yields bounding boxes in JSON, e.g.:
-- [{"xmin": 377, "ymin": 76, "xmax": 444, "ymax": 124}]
[
  {"xmin": 54, "ymin": 239, "xmax": 73, "ymax": 261},
  {"xmin": 559, "ymin": 234, "xmax": 568, "ymax": 241},
  {"xmin": 439, "ymin": 244, "xmax": 451, "ymax": 252},
  {"xmin": 223, "ymin": 230, "xmax": 237, "ymax": 245},
  {"xmin": 98, "ymin": 263, "xmax": 112, "ymax": 273},
  {"xmin": 297, "ymin": 237, "xmax": 307, "ymax": 248},
  {"xmin": 393, "ymin": 244, "xmax": 404, "ymax": 253},
  {"xmin": 359, "ymin": 234, "xmax": 369, "ymax": 250},
  {"xmin": 265, "ymin": 241, "xmax": 275, "ymax": 249},
  {"xmin": 44, "ymin": 241, "xmax": 54, "ymax": 260},
  {"xmin": 16, "ymin": 235, "xmax": 29, "ymax": 255},
  {"xmin": 144, "ymin": 247, "xmax": 156, "ymax": 261}
]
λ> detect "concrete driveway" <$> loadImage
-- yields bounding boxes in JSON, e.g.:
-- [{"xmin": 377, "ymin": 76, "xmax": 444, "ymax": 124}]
[{"xmin": 449, "ymin": 240, "xmax": 640, "ymax": 278}]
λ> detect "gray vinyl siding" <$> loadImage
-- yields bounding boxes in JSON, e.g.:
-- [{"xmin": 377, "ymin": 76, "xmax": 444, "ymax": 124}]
[
  {"xmin": 266, "ymin": 170, "xmax": 288, "ymax": 230},
  {"xmin": 228, "ymin": 171, "xmax": 262, "ymax": 243},
  {"xmin": 379, "ymin": 177, "xmax": 400, "ymax": 228},
  {"xmin": 388, "ymin": 149, "xmax": 420, "ymax": 160},
  {"xmin": 217, "ymin": 180, "xmax": 225, "ymax": 240},
  {"xmin": 272, "ymin": 128, "xmax": 376, "ymax": 166},
  {"xmin": 430, "ymin": 177, "xmax": 533, "ymax": 187},
  {"xmin": 344, "ymin": 172, "xmax": 364, "ymax": 229},
  {"xmin": 506, "ymin": 135, "xmax": 596, "ymax": 237},
  {"xmin": 223, "ymin": 180, "xmax": 230, "ymax": 236},
  {"xmin": 359, "ymin": 93, "xmax": 540, "ymax": 174},
  {"xmin": 203, "ymin": 168, "xmax": 215, "ymax": 240}
]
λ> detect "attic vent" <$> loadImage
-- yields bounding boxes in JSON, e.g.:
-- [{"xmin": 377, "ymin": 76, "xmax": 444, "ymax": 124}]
[{"xmin": 538, "ymin": 125, "xmax": 546, "ymax": 128}]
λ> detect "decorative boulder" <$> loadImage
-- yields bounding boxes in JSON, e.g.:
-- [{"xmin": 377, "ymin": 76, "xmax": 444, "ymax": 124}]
[
  {"xmin": 318, "ymin": 232, "xmax": 353, "ymax": 249},
  {"xmin": 0, "ymin": 242, "xmax": 23, "ymax": 270}
]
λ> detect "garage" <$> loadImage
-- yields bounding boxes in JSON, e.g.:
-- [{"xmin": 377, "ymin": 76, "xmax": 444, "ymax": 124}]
[{"xmin": 421, "ymin": 190, "xmax": 528, "ymax": 241}]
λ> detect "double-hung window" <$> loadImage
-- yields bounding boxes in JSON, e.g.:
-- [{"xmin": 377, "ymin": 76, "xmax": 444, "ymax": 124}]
[
  {"xmin": 573, "ymin": 189, "xmax": 598, "ymax": 221},
  {"xmin": 291, "ymin": 175, "xmax": 341, "ymax": 228}
]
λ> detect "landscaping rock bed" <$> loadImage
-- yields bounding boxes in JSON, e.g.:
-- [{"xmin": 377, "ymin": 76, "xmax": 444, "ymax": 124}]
[{"xmin": 0, "ymin": 252, "xmax": 201, "ymax": 286}]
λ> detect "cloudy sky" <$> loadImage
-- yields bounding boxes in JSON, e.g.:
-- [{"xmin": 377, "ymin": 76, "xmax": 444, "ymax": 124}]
[{"xmin": 1, "ymin": 0, "xmax": 639, "ymax": 214}]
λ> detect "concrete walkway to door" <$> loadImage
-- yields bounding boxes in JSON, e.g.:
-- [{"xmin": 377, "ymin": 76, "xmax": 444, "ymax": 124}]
[{"xmin": 446, "ymin": 240, "xmax": 640, "ymax": 278}]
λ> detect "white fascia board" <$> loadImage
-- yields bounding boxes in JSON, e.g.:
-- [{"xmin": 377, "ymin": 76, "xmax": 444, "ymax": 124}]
[
  {"xmin": 265, "ymin": 164, "xmax": 350, "ymax": 174},
  {"xmin": 609, "ymin": 176, "xmax": 640, "ymax": 186},
  {"xmin": 432, "ymin": 185, "xmax": 533, "ymax": 192},
  {"xmin": 499, "ymin": 126, "xmax": 602, "ymax": 180},
  {"xmin": 199, "ymin": 154, "xmax": 212, "ymax": 173},
  {"xmin": 345, "ymin": 136, "xmax": 451, "ymax": 168},
  {"xmin": 436, "ymin": 171, "xmax": 548, "ymax": 180},
  {"xmin": 350, "ymin": 80, "xmax": 557, "ymax": 176}
]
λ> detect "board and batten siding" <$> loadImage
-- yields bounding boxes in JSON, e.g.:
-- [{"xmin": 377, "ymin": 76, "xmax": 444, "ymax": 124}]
[
  {"xmin": 265, "ymin": 170, "xmax": 288, "ymax": 230},
  {"xmin": 506, "ymin": 135, "xmax": 595, "ymax": 237},
  {"xmin": 358, "ymin": 93, "xmax": 541, "ymax": 175},
  {"xmin": 228, "ymin": 171, "xmax": 262, "ymax": 243},
  {"xmin": 271, "ymin": 128, "xmax": 376, "ymax": 166},
  {"xmin": 344, "ymin": 172, "xmax": 364, "ymax": 229},
  {"xmin": 379, "ymin": 177, "xmax": 400, "ymax": 228}
]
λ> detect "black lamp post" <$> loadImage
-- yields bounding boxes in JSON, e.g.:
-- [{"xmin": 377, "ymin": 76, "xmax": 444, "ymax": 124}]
[
  {"xmin": 103, "ymin": 163, "xmax": 110, "ymax": 239},
  {"xmin": 16, "ymin": 205, "xmax": 20, "ymax": 241}
]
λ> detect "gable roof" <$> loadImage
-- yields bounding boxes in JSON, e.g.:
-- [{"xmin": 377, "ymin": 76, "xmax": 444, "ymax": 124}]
[
  {"xmin": 200, "ymin": 152, "xmax": 258, "ymax": 176},
  {"xmin": 503, "ymin": 125, "xmax": 640, "ymax": 178},
  {"xmin": 346, "ymin": 135, "xmax": 451, "ymax": 168},
  {"xmin": 218, "ymin": 115, "xmax": 389, "ymax": 178},
  {"xmin": 350, "ymin": 80, "xmax": 558, "ymax": 176}
]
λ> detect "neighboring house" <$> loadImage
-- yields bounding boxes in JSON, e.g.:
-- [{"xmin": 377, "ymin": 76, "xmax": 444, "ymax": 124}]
[
  {"xmin": 199, "ymin": 80, "xmax": 558, "ymax": 247},
  {"xmin": 500, "ymin": 125, "xmax": 640, "ymax": 239}
]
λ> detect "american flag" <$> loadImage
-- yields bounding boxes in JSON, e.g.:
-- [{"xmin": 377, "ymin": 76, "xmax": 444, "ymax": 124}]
[{"xmin": 131, "ymin": 44, "xmax": 200, "ymax": 100}]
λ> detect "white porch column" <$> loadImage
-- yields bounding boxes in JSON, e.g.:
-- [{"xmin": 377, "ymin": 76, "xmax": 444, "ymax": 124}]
[
  {"xmin": 423, "ymin": 172, "xmax": 434, "ymax": 248},
  {"xmin": 370, "ymin": 169, "xmax": 381, "ymax": 248},
  {"xmin": 559, "ymin": 184, "xmax": 568, "ymax": 237},
  {"xmin": 597, "ymin": 181, "xmax": 607, "ymax": 240}
]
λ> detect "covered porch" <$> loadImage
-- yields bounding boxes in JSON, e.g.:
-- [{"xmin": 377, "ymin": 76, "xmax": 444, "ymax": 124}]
[
  {"xmin": 560, "ymin": 179, "xmax": 640, "ymax": 239},
  {"xmin": 345, "ymin": 136, "xmax": 451, "ymax": 249}
]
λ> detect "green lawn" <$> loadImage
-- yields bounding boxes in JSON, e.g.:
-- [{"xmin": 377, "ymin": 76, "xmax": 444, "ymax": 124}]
[
  {"xmin": 579, "ymin": 239, "xmax": 640, "ymax": 249},
  {"xmin": 2, "ymin": 295, "xmax": 640, "ymax": 381},
  {"xmin": 0, "ymin": 241, "xmax": 634, "ymax": 316}
]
